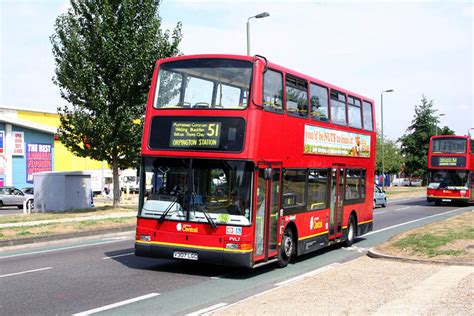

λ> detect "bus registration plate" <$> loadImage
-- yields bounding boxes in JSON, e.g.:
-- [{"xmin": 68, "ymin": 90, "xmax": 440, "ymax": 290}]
[
  {"xmin": 442, "ymin": 199, "xmax": 452, "ymax": 202},
  {"xmin": 173, "ymin": 251, "xmax": 198, "ymax": 260}
]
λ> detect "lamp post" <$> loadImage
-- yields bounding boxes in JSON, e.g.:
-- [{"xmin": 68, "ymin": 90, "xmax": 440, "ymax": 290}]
[
  {"xmin": 436, "ymin": 113, "xmax": 445, "ymax": 136},
  {"xmin": 247, "ymin": 12, "xmax": 270, "ymax": 56},
  {"xmin": 380, "ymin": 89, "xmax": 394, "ymax": 189}
]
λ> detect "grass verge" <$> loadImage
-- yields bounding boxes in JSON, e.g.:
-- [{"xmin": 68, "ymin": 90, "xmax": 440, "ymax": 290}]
[
  {"xmin": 383, "ymin": 186, "xmax": 426, "ymax": 199},
  {"xmin": 376, "ymin": 210, "xmax": 474, "ymax": 263}
]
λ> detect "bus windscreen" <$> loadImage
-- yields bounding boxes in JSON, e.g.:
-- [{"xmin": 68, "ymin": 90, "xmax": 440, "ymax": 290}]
[
  {"xmin": 432, "ymin": 138, "xmax": 467, "ymax": 153},
  {"xmin": 140, "ymin": 158, "xmax": 253, "ymax": 226}
]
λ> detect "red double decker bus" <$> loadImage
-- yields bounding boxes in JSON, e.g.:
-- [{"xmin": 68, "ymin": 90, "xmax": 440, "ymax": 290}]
[
  {"xmin": 427, "ymin": 135, "xmax": 474, "ymax": 205},
  {"xmin": 135, "ymin": 54, "xmax": 376, "ymax": 268}
]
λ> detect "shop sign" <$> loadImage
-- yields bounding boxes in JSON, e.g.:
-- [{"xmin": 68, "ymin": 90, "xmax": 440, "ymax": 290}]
[
  {"xmin": 304, "ymin": 125, "xmax": 371, "ymax": 157},
  {"xmin": 26, "ymin": 143, "xmax": 52, "ymax": 183},
  {"xmin": 0, "ymin": 131, "xmax": 4, "ymax": 154},
  {"xmin": 0, "ymin": 155, "xmax": 6, "ymax": 175},
  {"xmin": 13, "ymin": 132, "xmax": 25, "ymax": 156}
]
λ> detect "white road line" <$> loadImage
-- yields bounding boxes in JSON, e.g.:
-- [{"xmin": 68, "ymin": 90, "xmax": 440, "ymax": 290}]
[
  {"xmin": 102, "ymin": 252, "xmax": 135, "ymax": 260},
  {"xmin": 374, "ymin": 211, "xmax": 388, "ymax": 215},
  {"xmin": 0, "ymin": 238, "xmax": 133, "ymax": 259},
  {"xmin": 0, "ymin": 267, "xmax": 52, "ymax": 278},
  {"xmin": 365, "ymin": 207, "xmax": 472, "ymax": 237},
  {"xmin": 187, "ymin": 303, "xmax": 228, "ymax": 316},
  {"xmin": 275, "ymin": 263, "xmax": 340, "ymax": 286},
  {"xmin": 73, "ymin": 293, "xmax": 160, "ymax": 316},
  {"xmin": 395, "ymin": 206, "xmax": 411, "ymax": 211}
]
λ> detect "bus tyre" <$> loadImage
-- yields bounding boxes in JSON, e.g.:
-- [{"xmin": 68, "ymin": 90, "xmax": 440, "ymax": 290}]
[
  {"xmin": 278, "ymin": 228, "xmax": 294, "ymax": 268},
  {"xmin": 343, "ymin": 216, "xmax": 355, "ymax": 247}
]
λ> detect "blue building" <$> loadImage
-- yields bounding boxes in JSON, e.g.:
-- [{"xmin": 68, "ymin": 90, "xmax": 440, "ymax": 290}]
[{"xmin": 0, "ymin": 108, "xmax": 56, "ymax": 189}]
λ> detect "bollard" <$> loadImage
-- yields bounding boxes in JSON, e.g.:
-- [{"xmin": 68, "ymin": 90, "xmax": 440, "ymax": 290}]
[{"xmin": 23, "ymin": 200, "xmax": 28, "ymax": 214}]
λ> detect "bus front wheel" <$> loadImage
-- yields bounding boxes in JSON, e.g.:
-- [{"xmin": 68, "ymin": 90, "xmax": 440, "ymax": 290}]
[{"xmin": 277, "ymin": 228, "xmax": 294, "ymax": 268}]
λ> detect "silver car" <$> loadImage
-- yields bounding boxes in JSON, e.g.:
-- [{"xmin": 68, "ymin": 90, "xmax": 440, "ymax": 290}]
[
  {"xmin": 0, "ymin": 186, "xmax": 34, "ymax": 209},
  {"xmin": 373, "ymin": 185, "xmax": 387, "ymax": 208}
]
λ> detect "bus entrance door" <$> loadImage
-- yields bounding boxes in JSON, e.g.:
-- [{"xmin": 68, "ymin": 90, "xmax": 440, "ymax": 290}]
[
  {"xmin": 329, "ymin": 166, "xmax": 345, "ymax": 240},
  {"xmin": 254, "ymin": 164, "xmax": 281, "ymax": 262}
]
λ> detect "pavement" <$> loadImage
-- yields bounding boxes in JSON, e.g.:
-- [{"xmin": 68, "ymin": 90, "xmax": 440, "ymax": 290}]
[{"xmin": 212, "ymin": 256, "xmax": 473, "ymax": 315}]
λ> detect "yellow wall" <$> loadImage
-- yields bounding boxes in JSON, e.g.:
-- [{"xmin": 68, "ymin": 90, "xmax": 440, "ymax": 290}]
[{"xmin": 18, "ymin": 110, "xmax": 106, "ymax": 171}]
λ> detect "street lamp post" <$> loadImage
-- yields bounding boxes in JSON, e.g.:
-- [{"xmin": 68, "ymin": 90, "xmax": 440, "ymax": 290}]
[
  {"xmin": 380, "ymin": 89, "xmax": 394, "ymax": 189},
  {"xmin": 436, "ymin": 113, "xmax": 445, "ymax": 136},
  {"xmin": 247, "ymin": 12, "xmax": 270, "ymax": 56}
]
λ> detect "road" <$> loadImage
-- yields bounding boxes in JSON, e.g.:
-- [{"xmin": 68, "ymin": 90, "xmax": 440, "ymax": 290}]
[
  {"xmin": 0, "ymin": 197, "xmax": 471, "ymax": 315},
  {"xmin": 0, "ymin": 206, "xmax": 24, "ymax": 216}
]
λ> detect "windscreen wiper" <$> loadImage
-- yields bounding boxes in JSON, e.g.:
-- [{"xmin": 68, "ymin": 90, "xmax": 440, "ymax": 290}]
[
  {"xmin": 191, "ymin": 192, "xmax": 217, "ymax": 229},
  {"xmin": 158, "ymin": 195, "xmax": 180, "ymax": 223}
]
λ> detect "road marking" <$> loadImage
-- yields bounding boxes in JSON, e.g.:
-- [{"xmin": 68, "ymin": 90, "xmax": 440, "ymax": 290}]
[
  {"xmin": 102, "ymin": 252, "xmax": 135, "ymax": 260},
  {"xmin": 187, "ymin": 303, "xmax": 228, "ymax": 316},
  {"xmin": 73, "ymin": 293, "xmax": 160, "ymax": 316},
  {"xmin": 365, "ymin": 207, "xmax": 472, "ymax": 237},
  {"xmin": 275, "ymin": 263, "xmax": 341, "ymax": 286},
  {"xmin": 0, "ymin": 267, "xmax": 52, "ymax": 278},
  {"xmin": 395, "ymin": 206, "xmax": 411, "ymax": 210},
  {"xmin": 0, "ymin": 238, "xmax": 133, "ymax": 259},
  {"xmin": 374, "ymin": 211, "xmax": 388, "ymax": 215}
]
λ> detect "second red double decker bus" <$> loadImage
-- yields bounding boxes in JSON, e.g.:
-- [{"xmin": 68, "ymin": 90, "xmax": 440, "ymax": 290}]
[
  {"xmin": 427, "ymin": 135, "xmax": 474, "ymax": 205},
  {"xmin": 135, "ymin": 54, "xmax": 376, "ymax": 268}
]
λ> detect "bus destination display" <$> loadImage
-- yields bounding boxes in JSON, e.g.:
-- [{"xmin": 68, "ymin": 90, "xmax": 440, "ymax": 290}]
[
  {"xmin": 431, "ymin": 156, "xmax": 466, "ymax": 167},
  {"xmin": 170, "ymin": 122, "xmax": 221, "ymax": 148}
]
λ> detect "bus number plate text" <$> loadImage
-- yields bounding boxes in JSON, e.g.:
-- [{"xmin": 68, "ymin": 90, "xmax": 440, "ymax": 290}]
[{"xmin": 173, "ymin": 251, "xmax": 198, "ymax": 260}]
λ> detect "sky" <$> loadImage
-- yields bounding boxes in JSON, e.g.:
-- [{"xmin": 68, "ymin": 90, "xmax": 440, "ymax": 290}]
[{"xmin": 1, "ymin": 0, "xmax": 472, "ymax": 141}]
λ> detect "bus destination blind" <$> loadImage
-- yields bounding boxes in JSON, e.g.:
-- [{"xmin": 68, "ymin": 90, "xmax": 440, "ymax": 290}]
[
  {"xmin": 170, "ymin": 122, "xmax": 221, "ymax": 149},
  {"xmin": 431, "ymin": 156, "xmax": 466, "ymax": 167}
]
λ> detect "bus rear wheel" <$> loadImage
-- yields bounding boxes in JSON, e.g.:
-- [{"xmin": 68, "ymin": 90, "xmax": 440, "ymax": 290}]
[
  {"xmin": 277, "ymin": 228, "xmax": 294, "ymax": 268},
  {"xmin": 343, "ymin": 215, "xmax": 356, "ymax": 247}
]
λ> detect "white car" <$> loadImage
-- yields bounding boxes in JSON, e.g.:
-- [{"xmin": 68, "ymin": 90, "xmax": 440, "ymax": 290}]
[
  {"xmin": 0, "ymin": 186, "xmax": 34, "ymax": 209},
  {"xmin": 392, "ymin": 178, "xmax": 410, "ymax": 186},
  {"xmin": 373, "ymin": 185, "xmax": 387, "ymax": 208}
]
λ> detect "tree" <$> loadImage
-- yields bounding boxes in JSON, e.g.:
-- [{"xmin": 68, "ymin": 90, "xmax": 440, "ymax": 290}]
[
  {"xmin": 399, "ymin": 95, "xmax": 454, "ymax": 180},
  {"xmin": 375, "ymin": 131, "xmax": 404, "ymax": 175},
  {"xmin": 51, "ymin": 0, "xmax": 182, "ymax": 206}
]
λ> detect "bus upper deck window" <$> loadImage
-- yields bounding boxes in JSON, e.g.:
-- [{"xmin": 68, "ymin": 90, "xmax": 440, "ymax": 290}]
[{"xmin": 262, "ymin": 70, "xmax": 283, "ymax": 112}]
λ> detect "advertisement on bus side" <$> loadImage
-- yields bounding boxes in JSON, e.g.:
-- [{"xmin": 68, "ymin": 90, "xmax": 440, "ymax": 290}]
[{"xmin": 304, "ymin": 125, "xmax": 371, "ymax": 157}]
